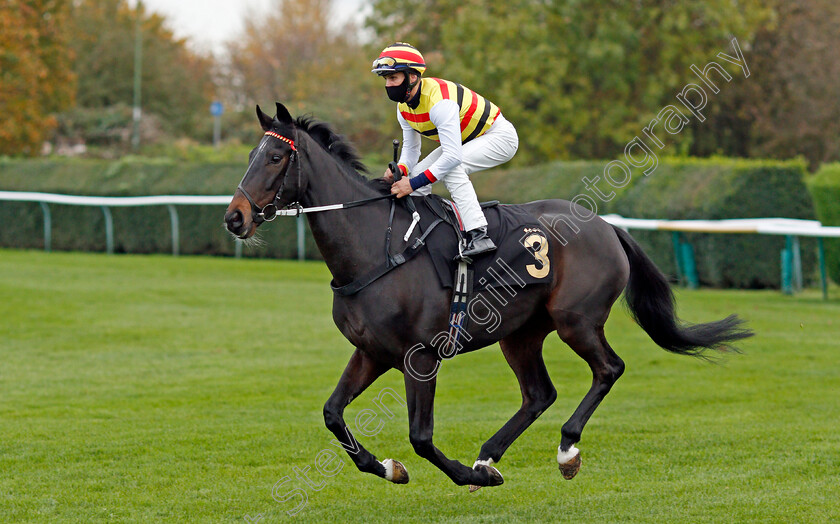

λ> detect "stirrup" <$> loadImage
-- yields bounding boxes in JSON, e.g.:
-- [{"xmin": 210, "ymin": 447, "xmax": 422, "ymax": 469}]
[
  {"xmin": 454, "ymin": 237, "xmax": 473, "ymax": 263},
  {"xmin": 461, "ymin": 237, "xmax": 497, "ymax": 258}
]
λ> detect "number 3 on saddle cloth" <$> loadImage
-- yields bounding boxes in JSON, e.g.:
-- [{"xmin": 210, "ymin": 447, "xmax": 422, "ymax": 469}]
[{"xmin": 415, "ymin": 195, "xmax": 553, "ymax": 348}]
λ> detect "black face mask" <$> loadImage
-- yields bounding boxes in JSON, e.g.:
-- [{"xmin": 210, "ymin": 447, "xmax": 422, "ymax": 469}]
[{"xmin": 385, "ymin": 74, "xmax": 411, "ymax": 102}]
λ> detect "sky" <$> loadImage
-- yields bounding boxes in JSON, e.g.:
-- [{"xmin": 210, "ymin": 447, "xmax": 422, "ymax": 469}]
[{"xmin": 136, "ymin": 0, "xmax": 369, "ymax": 55}]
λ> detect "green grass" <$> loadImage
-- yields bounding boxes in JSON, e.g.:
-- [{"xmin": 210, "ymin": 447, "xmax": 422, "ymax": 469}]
[{"xmin": 1, "ymin": 249, "xmax": 839, "ymax": 523}]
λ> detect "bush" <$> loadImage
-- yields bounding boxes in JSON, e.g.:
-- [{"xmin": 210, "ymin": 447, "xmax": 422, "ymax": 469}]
[
  {"xmin": 472, "ymin": 157, "xmax": 816, "ymax": 289},
  {"xmin": 807, "ymin": 163, "xmax": 840, "ymax": 283},
  {"xmin": 0, "ymin": 157, "xmax": 320, "ymax": 259},
  {"xmin": 0, "ymin": 157, "xmax": 819, "ymax": 289}
]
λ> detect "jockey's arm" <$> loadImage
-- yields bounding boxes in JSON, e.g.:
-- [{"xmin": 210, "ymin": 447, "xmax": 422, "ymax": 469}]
[
  {"xmin": 393, "ymin": 111, "xmax": 421, "ymax": 178},
  {"xmin": 406, "ymin": 100, "xmax": 463, "ymax": 191}
]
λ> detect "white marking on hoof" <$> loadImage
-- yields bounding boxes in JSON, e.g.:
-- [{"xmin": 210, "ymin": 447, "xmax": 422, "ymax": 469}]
[
  {"xmin": 472, "ymin": 458, "xmax": 495, "ymax": 469},
  {"xmin": 381, "ymin": 458, "xmax": 395, "ymax": 481},
  {"xmin": 557, "ymin": 444, "xmax": 580, "ymax": 465},
  {"xmin": 469, "ymin": 460, "xmax": 503, "ymax": 493}
]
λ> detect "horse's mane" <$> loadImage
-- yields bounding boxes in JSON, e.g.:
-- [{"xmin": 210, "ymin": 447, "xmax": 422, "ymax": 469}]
[
  {"xmin": 292, "ymin": 115, "xmax": 393, "ymax": 195},
  {"xmin": 294, "ymin": 115, "xmax": 367, "ymax": 174}
]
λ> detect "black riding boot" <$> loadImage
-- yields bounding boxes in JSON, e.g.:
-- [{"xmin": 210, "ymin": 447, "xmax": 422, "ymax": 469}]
[{"xmin": 461, "ymin": 226, "xmax": 497, "ymax": 258}]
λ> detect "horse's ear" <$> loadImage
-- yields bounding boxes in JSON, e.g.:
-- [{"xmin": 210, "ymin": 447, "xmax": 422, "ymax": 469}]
[
  {"xmin": 275, "ymin": 102, "xmax": 293, "ymax": 125},
  {"xmin": 256, "ymin": 105, "xmax": 274, "ymax": 131}
]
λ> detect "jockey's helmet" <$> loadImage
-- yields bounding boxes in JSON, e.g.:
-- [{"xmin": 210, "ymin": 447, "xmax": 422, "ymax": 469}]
[{"xmin": 371, "ymin": 43, "xmax": 426, "ymax": 77}]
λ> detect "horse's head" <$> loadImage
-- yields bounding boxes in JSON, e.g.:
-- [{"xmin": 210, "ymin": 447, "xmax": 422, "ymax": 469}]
[{"xmin": 225, "ymin": 102, "xmax": 301, "ymax": 239}]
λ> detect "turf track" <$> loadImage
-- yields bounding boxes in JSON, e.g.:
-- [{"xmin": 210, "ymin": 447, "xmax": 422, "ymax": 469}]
[{"xmin": 1, "ymin": 249, "xmax": 838, "ymax": 523}]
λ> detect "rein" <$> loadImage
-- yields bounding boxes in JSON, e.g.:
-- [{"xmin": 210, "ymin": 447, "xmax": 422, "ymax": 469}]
[
  {"xmin": 275, "ymin": 193, "xmax": 395, "ymax": 217},
  {"xmin": 238, "ymin": 130, "xmax": 395, "ymax": 222}
]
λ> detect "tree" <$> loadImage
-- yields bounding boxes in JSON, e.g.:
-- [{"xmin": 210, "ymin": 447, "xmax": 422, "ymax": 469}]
[
  {"xmin": 64, "ymin": 0, "xmax": 215, "ymax": 145},
  {"xmin": 0, "ymin": 0, "xmax": 75, "ymax": 156},
  {"xmin": 732, "ymin": 0, "xmax": 840, "ymax": 169},
  {"xmin": 222, "ymin": 0, "xmax": 391, "ymax": 154},
  {"xmin": 368, "ymin": 0, "xmax": 773, "ymax": 163}
]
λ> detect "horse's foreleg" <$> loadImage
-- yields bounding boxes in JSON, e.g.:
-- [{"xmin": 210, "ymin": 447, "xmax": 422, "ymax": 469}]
[
  {"xmin": 323, "ymin": 349, "xmax": 406, "ymax": 483},
  {"xmin": 403, "ymin": 353, "xmax": 504, "ymax": 488},
  {"xmin": 474, "ymin": 329, "xmax": 556, "ymax": 469},
  {"xmin": 555, "ymin": 319, "xmax": 625, "ymax": 479}
]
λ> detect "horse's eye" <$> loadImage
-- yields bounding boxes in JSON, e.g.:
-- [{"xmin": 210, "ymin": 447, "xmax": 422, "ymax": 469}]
[{"xmin": 271, "ymin": 155, "xmax": 282, "ymax": 163}]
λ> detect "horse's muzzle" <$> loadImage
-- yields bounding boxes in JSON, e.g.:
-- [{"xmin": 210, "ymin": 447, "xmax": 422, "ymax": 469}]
[{"xmin": 224, "ymin": 208, "xmax": 249, "ymax": 238}]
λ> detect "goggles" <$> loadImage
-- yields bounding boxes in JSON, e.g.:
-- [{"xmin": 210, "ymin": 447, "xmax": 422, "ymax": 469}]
[
  {"xmin": 371, "ymin": 56, "xmax": 424, "ymax": 74},
  {"xmin": 372, "ymin": 56, "xmax": 398, "ymax": 70}
]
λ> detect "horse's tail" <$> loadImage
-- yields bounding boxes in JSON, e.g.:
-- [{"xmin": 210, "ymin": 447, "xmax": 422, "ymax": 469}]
[{"xmin": 612, "ymin": 225, "xmax": 753, "ymax": 357}]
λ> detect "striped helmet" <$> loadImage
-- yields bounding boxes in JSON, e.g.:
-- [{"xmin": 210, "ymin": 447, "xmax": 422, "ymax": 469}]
[{"xmin": 371, "ymin": 42, "xmax": 427, "ymax": 76}]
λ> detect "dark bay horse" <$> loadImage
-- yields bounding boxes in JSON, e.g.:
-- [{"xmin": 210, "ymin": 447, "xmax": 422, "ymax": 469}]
[{"xmin": 224, "ymin": 103, "xmax": 752, "ymax": 490}]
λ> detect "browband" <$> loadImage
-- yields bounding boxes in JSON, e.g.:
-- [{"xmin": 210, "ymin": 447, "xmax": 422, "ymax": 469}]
[{"xmin": 264, "ymin": 130, "xmax": 296, "ymax": 150}]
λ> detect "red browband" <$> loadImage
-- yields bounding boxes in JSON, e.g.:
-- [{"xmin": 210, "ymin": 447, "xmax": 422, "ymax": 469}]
[{"xmin": 264, "ymin": 130, "xmax": 296, "ymax": 150}]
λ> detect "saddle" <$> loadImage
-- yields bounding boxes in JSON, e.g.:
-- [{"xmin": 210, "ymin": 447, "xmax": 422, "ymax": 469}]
[
  {"xmin": 415, "ymin": 194, "xmax": 552, "ymax": 291},
  {"xmin": 421, "ymin": 194, "xmax": 500, "ymax": 252},
  {"xmin": 330, "ymin": 194, "xmax": 553, "ymax": 297}
]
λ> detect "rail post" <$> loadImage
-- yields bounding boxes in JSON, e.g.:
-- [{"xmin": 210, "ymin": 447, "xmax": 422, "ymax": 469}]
[
  {"xmin": 818, "ymin": 237, "xmax": 828, "ymax": 300},
  {"xmin": 166, "ymin": 204, "xmax": 179, "ymax": 256},
  {"xmin": 791, "ymin": 235, "xmax": 803, "ymax": 292},
  {"xmin": 296, "ymin": 215, "xmax": 305, "ymax": 261},
  {"xmin": 39, "ymin": 202, "xmax": 51, "ymax": 252},
  {"xmin": 672, "ymin": 233, "xmax": 698, "ymax": 288},
  {"xmin": 680, "ymin": 240, "xmax": 699, "ymax": 289},
  {"xmin": 101, "ymin": 206, "xmax": 114, "ymax": 254},
  {"xmin": 781, "ymin": 236, "xmax": 793, "ymax": 294}
]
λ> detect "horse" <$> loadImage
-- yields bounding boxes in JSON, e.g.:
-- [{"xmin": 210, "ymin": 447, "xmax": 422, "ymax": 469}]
[{"xmin": 224, "ymin": 102, "xmax": 753, "ymax": 490}]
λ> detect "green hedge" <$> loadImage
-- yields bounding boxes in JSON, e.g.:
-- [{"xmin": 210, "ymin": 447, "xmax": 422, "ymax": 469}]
[
  {"xmin": 807, "ymin": 163, "xmax": 840, "ymax": 283},
  {"xmin": 0, "ymin": 157, "xmax": 321, "ymax": 259},
  {"xmin": 0, "ymin": 156, "xmax": 820, "ymax": 289},
  {"xmin": 472, "ymin": 157, "xmax": 816, "ymax": 289}
]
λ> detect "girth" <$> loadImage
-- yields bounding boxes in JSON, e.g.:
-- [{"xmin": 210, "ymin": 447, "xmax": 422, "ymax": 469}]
[{"xmin": 330, "ymin": 198, "xmax": 444, "ymax": 296}]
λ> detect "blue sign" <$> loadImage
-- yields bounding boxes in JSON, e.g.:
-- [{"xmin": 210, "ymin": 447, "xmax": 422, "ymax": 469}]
[{"xmin": 210, "ymin": 101, "xmax": 224, "ymax": 117}]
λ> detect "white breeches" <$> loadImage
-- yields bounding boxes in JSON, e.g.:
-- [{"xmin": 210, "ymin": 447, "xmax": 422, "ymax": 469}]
[{"xmin": 410, "ymin": 114, "xmax": 519, "ymax": 231}]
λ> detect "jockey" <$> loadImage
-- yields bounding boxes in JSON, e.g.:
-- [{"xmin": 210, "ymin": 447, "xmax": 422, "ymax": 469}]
[{"xmin": 372, "ymin": 42, "xmax": 519, "ymax": 258}]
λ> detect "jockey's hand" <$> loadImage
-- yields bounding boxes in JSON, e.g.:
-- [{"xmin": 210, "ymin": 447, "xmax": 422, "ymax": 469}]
[
  {"xmin": 391, "ymin": 177, "xmax": 412, "ymax": 198},
  {"xmin": 382, "ymin": 168, "xmax": 394, "ymax": 183}
]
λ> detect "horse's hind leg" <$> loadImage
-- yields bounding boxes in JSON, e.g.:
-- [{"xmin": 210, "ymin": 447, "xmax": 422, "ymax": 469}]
[
  {"xmin": 323, "ymin": 349, "xmax": 408, "ymax": 483},
  {"xmin": 553, "ymin": 313, "xmax": 625, "ymax": 479},
  {"xmin": 472, "ymin": 321, "xmax": 556, "ymax": 482}
]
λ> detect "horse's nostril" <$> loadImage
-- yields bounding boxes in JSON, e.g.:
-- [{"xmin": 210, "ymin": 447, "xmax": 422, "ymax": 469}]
[{"xmin": 226, "ymin": 209, "xmax": 244, "ymax": 232}]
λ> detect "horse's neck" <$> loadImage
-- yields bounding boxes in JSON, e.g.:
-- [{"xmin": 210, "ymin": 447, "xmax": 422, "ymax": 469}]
[{"xmin": 298, "ymin": 137, "xmax": 388, "ymax": 285}]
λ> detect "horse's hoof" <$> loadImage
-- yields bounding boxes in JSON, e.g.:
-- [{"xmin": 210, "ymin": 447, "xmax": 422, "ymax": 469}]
[
  {"xmin": 469, "ymin": 464, "xmax": 504, "ymax": 493},
  {"xmin": 381, "ymin": 458, "xmax": 409, "ymax": 484},
  {"xmin": 470, "ymin": 459, "xmax": 501, "ymax": 493},
  {"xmin": 557, "ymin": 445, "xmax": 581, "ymax": 480}
]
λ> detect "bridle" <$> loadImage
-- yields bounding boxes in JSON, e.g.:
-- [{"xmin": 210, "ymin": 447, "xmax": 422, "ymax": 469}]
[
  {"xmin": 233, "ymin": 126, "xmax": 437, "ymax": 296},
  {"xmin": 236, "ymin": 128, "xmax": 397, "ymax": 222},
  {"xmin": 237, "ymin": 130, "xmax": 302, "ymax": 224}
]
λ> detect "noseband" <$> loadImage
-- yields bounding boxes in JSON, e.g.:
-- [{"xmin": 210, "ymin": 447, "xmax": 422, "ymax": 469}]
[{"xmin": 237, "ymin": 130, "xmax": 301, "ymax": 224}]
